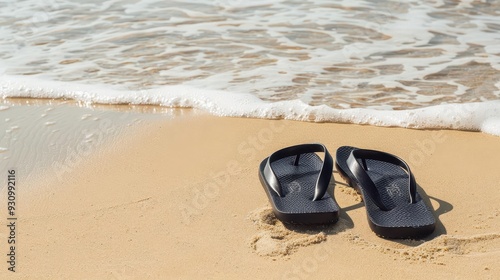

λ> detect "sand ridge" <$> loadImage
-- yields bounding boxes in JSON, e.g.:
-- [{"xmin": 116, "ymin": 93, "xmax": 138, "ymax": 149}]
[
  {"xmin": 341, "ymin": 232, "xmax": 500, "ymax": 265},
  {"xmin": 248, "ymin": 207, "xmax": 352, "ymax": 258}
]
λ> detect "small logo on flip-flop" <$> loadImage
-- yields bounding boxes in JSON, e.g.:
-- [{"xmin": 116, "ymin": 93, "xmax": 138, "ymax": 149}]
[
  {"xmin": 387, "ymin": 184, "xmax": 402, "ymax": 197},
  {"xmin": 288, "ymin": 182, "xmax": 302, "ymax": 194}
]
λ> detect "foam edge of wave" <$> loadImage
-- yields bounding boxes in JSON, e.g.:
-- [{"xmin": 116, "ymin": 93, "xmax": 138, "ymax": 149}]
[{"xmin": 1, "ymin": 75, "xmax": 499, "ymax": 136}]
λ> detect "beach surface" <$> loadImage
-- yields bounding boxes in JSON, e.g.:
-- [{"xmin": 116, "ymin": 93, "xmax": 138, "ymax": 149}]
[{"xmin": 1, "ymin": 101, "xmax": 499, "ymax": 279}]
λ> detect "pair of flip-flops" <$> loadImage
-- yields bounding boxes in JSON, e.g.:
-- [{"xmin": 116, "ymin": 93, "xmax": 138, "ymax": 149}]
[{"xmin": 258, "ymin": 143, "xmax": 436, "ymax": 239}]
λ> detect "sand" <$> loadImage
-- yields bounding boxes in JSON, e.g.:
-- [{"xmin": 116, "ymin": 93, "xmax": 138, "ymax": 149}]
[{"xmin": 0, "ymin": 100, "xmax": 499, "ymax": 279}]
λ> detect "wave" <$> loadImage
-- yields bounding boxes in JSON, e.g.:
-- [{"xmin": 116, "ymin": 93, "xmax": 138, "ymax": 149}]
[
  {"xmin": 2, "ymin": 0, "xmax": 500, "ymax": 110},
  {"xmin": 1, "ymin": 75, "xmax": 500, "ymax": 136}
]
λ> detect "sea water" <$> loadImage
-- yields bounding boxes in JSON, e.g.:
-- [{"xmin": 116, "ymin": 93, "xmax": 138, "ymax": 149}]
[{"xmin": 1, "ymin": 0, "xmax": 500, "ymax": 135}]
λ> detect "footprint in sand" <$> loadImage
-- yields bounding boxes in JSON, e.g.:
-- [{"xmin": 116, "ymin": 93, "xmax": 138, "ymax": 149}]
[{"xmin": 248, "ymin": 207, "xmax": 350, "ymax": 258}]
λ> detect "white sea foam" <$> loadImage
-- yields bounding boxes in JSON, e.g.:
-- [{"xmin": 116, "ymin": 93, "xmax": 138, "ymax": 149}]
[
  {"xmin": 1, "ymin": 0, "xmax": 500, "ymax": 134},
  {"xmin": 1, "ymin": 75, "xmax": 500, "ymax": 136}
]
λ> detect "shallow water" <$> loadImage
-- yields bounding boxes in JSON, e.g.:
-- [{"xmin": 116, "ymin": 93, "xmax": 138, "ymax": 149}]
[{"xmin": 1, "ymin": 0, "xmax": 500, "ymax": 134}]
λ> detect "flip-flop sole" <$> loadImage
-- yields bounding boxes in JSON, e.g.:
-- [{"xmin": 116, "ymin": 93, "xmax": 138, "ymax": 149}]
[
  {"xmin": 259, "ymin": 153, "xmax": 339, "ymax": 225},
  {"xmin": 336, "ymin": 146, "xmax": 435, "ymax": 239}
]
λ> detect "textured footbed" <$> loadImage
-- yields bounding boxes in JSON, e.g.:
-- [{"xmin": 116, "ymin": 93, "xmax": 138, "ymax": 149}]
[
  {"xmin": 336, "ymin": 146, "xmax": 435, "ymax": 238},
  {"xmin": 259, "ymin": 153, "xmax": 339, "ymax": 224}
]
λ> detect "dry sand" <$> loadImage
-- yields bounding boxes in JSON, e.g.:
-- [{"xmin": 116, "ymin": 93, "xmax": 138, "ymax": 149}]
[{"xmin": 0, "ymin": 101, "xmax": 499, "ymax": 279}]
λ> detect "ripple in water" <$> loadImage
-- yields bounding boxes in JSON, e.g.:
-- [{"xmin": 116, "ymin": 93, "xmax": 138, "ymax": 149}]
[{"xmin": 0, "ymin": 0, "xmax": 499, "ymax": 111}]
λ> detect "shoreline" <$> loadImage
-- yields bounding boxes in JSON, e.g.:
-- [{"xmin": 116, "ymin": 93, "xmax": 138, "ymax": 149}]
[
  {"xmin": 2, "ymin": 75, "xmax": 500, "ymax": 136},
  {"xmin": 0, "ymin": 100, "xmax": 499, "ymax": 278}
]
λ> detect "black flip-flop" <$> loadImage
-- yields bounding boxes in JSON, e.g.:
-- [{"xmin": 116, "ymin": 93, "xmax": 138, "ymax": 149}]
[
  {"xmin": 258, "ymin": 143, "xmax": 339, "ymax": 224},
  {"xmin": 336, "ymin": 146, "xmax": 436, "ymax": 239}
]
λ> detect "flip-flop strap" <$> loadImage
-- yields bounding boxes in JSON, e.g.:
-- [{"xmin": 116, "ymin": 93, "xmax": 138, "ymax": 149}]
[
  {"xmin": 263, "ymin": 143, "xmax": 333, "ymax": 201},
  {"xmin": 347, "ymin": 149, "xmax": 417, "ymax": 211}
]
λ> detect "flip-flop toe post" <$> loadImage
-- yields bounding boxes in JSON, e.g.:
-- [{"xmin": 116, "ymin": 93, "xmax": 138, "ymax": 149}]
[
  {"xmin": 336, "ymin": 146, "xmax": 436, "ymax": 239},
  {"xmin": 259, "ymin": 143, "xmax": 339, "ymax": 224}
]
